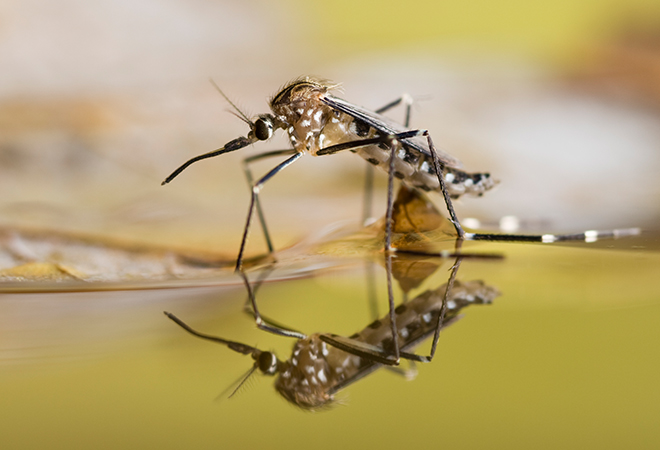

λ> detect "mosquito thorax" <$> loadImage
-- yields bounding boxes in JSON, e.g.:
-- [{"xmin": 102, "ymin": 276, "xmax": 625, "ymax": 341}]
[{"xmin": 269, "ymin": 77, "xmax": 337, "ymax": 154}]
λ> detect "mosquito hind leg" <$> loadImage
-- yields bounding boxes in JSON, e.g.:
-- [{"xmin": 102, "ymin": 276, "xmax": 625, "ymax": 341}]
[{"xmin": 423, "ymin": 131, "xmax": 466, "ymax": 239}]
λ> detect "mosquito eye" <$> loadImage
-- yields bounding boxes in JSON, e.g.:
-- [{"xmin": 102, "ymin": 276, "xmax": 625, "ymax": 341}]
[
  {"xmin": 254, "ymin": 118, "xmax": 273, "ymax": 141},
  {"xmin": 257, "ymin": 352, "xmax": 277, "ymax": 375}
]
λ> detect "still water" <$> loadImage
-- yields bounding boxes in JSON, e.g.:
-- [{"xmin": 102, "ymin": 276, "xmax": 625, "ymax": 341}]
[{"xmin": 1, "ymin": 224, "xmax": 658, "ymax": 449}]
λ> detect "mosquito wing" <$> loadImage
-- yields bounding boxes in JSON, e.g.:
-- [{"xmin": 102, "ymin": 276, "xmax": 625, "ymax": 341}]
[{"xmin": 321, "ymin": 94, "xmax": 464, "ymax": 170}]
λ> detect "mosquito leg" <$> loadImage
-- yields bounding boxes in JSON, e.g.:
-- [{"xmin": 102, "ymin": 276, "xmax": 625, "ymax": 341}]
[
  {"xmin": 242, "ymin": 149, "xmax": 297, "ymax": 255},
  {"xmin": 316, "ymin": 129, "xmax": 425, "ymax": 156},
  {"xmin": 374, "ymin": 93, "xmax": 414, "ymax": 122},
  {"xmin": 317, "ymin": 129, "xmax": 463, "ymax": 238},
  {"xmin": 239, "ymin": 263, "xmax": 303, "ymax": 332},
  {"xmin": 236, "ymin": 152, "xmax": 303, "ymax": 272},
  {"xmin": 238, "ymin": 269, "xmax": 307, "ymax": 339},
  {"xmin": 359, "ymin": 94, "xmax": 414, "ymax": 225},
  {"xmin": 424, "ymin": 132, "xmax": 465, "ymax": 239},
  {"xmin": 422, "ymin": 255, "xmax": 463, "ymax": 363},
  {"xmin": 465, "ymin": 228, "xmax": 641, "ymax": 243},
  {"xmin": 240, "ymin": 262, "xmax": 274, "ymax": 313},
  {"xmin": 383, "ymin": 136, "xmax": 403, "ymax": 363},
  {"xmin": 385, "ymin": 253, "xmax": 401, "ymax": 365}
]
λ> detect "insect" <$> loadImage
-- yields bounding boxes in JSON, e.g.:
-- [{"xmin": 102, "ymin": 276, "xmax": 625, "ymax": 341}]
[
  {"xmin": 162, "ymin": 77, "xmax": 495, "ymax": 265},
  {"xmin": 164, "ymin": 272, "xmax": 500, "ymax": 410},
  {"xmin": 162, "ymin": 77, "xmax": 640, "ymax": 363}
]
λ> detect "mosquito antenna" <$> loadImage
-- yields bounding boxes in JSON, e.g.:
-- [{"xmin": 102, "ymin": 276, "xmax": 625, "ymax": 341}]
[
  {"xmin": 213, "ymin": 364, "xmax": 260, "ymax": 402},
  {"xmin": 209, "ymin": 78, "xmax": 252, "ymax": 125},
  {"xmin": 228, "ymin": 110, "xmax": 252, "ymax": 126}
]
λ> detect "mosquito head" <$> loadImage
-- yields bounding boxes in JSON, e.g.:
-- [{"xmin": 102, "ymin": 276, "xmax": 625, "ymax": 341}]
[
  {"xmin": 248, "ymin": 114, "xmax": 276, "ymax": 142},
  {"xmin": 253, "ymin": 350, "xmax": 279, "ymax": 376}
]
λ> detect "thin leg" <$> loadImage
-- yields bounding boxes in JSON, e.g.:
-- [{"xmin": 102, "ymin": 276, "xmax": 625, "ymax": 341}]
[
  {"xmin": 374, "ymin": 93, "xmax": 413, "ymax": 120},
  {"xmin": 238, "ymin": 269, "xmax": 307, "ymax": 339},
  {"xmin": 361, "ymin": 94, "xmax": 413, "ymax": 225},
  {"xmin": 240, "ymin": 264, "xmax": 304, "ymax": 335},
  {"xmin": 316, "ymin": 129, "xmax": 426, "ymax": 156},
  {"xmin": 242, "ymin": 149, "xmax": 297, "ymax": 255},
  {"xmin": 385, "ymin": 252, "xmax": 400, "ymax": 364},
  {"xmin": 424, "ymin": 132, "xmax": 465, "ymax": 238},
  {"xmin": 421, "ymin": 254, "xmax": 463, "ymax": 363},
  {"xmin": 383, "ymin": 137, "xmax": 402, "ymax": 363},
  {"xmin": 235, "ymin": 152, "xmax": 303, "ymax": 272}
]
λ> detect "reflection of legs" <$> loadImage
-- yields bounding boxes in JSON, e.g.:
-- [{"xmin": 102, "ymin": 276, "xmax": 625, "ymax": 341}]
[
  {"xmin": 238, "ymin": 268, "xmax": 307, "ymax": 340},
  {"xmin": 242, "ymin": 149, "xmax": 297, "ymax": 257},
  {"xmin": 240, "ymin": 264, "xmax": 303, "ymax": 336},
  {"xmin": 236, "ymin": 151, "xmax": 303, "ymax": 272},
  {"xmin": 318, "ymin": 253, "xmax": 465, "ymax": 365},
  {"xmin": 419, "ymin": 255, "xmax": 463, "ymax": 363}
]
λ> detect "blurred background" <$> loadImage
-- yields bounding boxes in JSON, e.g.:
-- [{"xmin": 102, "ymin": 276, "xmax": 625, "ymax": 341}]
[
  {"xmin": 2, "ymin": 0, "xmax": 660, "ymax": 252},
  {"xmin": 1, "ymin": 0, "xmax": 660, "ymax": 449}
]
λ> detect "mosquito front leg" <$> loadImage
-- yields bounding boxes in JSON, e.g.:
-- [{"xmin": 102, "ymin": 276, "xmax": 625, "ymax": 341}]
[
  {"xmin": 238, "ymin": 269, "xmax": 307, "ymax": 340},
  {"xmin": 236, "ymin": 151, "xmax": 303, "ymax": 272},
  {"xmin": 242, "ymin": 149, "xmax": 298, "ymax": 255}
]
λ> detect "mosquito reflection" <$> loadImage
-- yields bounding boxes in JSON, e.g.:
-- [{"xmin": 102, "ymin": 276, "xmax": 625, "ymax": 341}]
[{"xmin": 165, "ymin": 259, "xmax": 499, "ymax": 410}]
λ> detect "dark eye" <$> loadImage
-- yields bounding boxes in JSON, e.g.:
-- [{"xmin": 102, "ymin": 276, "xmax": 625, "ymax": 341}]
[
  {"xmin": 254, "ymin": 118, "xmax": 273, "ymax": 141},
  {"xmin": 257, "ymin": 352, "xmax": 277, "ymax": 375}
]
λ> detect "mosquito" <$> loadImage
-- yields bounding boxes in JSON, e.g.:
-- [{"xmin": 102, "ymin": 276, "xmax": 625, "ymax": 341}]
[
  {"xmin": 162, "ymin": 77, "xmax": 495, "ymax": 265},
  {"xmin": 162, "ymin": 76, "xmax": 640, "ymax": 363},
  {"xmin": 164, "ymin": 270, "xmax": 499, "ymax": 410}
]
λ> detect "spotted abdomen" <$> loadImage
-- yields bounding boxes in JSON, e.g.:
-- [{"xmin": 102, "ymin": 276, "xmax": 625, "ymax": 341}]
[{"xmin": 355, "ymin": 144, "xmax": 497, "ymax": 199}]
